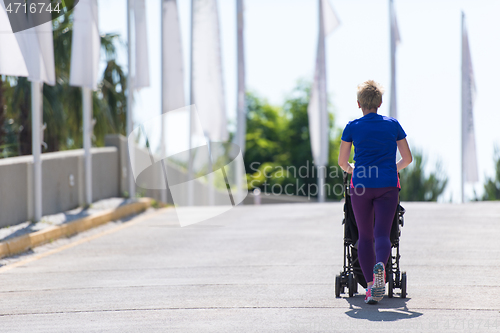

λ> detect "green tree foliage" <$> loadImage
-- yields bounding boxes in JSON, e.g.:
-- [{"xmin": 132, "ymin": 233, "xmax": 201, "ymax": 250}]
[
  {"xmin": 482, "ymin": 148, "xmax": 500, "ymax": 200},
  {"xmin": 244, "ymin": 93, "xmax": 286, "ymax": 171},
  {"xmin": 0, "ymin": 7, "xmax": 127, "ymax": 157},
  {"xmin": 244, "ymin": 81, "xmax": 344, "ymax": 200},
  {"xmin": 398, "ymin": 149, "xmax": 447, "ymax": 201}
]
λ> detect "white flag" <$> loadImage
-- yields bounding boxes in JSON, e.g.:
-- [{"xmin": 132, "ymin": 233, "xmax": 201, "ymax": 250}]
[
  {"xmin": 322, "ymin": 0, "xmax": 340, "ymax": 35},
  {"xmin": 70, "ymin": 0, "xmax": 100, "ymax": 89},
  {"xmin": 308, "ymin": 0, "xmax": 340, "ymax": 167},
  {"xmin": 461, "ymin": 13, "xmax": 478, "ymax": 183},
  {"xmin": 162, "ymin": 0, "xmax": 185, "ymax": 113},
  {"xmin": 12, "ymin": 11, "xmax": 55, "ymax": 84},
  {"xmin": 132, "ymin": 0, "xmax": 150, "ymax": 89},
  {"xmin": 191, "ymin": 0, "xmax": 228, "ymax": 141},
  {"xmin": 389, "ymin": 0, "xmax": 401, "ymax": 119},
  {"xmin": 0, "ymin": 3, "xmax": 28, "ymax": 77}
]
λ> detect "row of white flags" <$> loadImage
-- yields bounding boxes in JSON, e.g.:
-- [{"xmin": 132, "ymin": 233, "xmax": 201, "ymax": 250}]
[
  {"xmin": 308, "ymin": 0, "xmax": 400, "ymax": 169},
  {"xmin": 0, "ymin": 0, "xmax": 151, "ymax": 105},
  {"xmin": 0, "ymin": 0, "xmax": 232, "ymax": 148},
  {"xmin": 308, "ymin": 0, "xmax": 478, "ymax": 202},
  {"xmin": 0, "ymin": 0, "xmax": 478, "ymax": 201}
]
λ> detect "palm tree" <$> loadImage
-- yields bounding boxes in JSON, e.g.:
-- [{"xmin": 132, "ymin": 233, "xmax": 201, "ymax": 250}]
[
  {"xmin": 0, "ymin": 6, "xmax": 127, "ymax": 157},
  {"xmin": 96, "ymin": 34, "xmax": 128, "ymax": 145},
  {"xmin": 12, "ymin": 77, "xmax": 31, "ymax": 155}
]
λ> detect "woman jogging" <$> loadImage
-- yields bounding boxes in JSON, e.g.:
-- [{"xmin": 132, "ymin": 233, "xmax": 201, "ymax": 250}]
[{"xmin": 338, "ymin": 80, "xmax": 412, "ymax": 304}]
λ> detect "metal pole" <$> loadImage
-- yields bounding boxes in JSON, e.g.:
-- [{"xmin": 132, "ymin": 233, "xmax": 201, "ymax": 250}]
[
  {"xmin": 461, "ymin": 12, "xmax": 465, "ymax": 204},
  {"xmin": 31, "ymin": 81, "xmax": 42, "ymax": 221},
  {"xmin": 207, "ymin": 138, "xmax": 215, "ymax": 206},
  {"xmin": 389, "ymin": 0, "xmax": 397, "ymax": 119},
  {"xmin": 318, "ymin": 166, "xmax": 325, "ymax": 203},
  {"xmin": 253, "ymin": 188, "xmax": 261, "ymax": 205},
  {"xmin": 83, "ymin": 87, "xmax": 93, "ymax": 206},
  {"xmin": 389, "ymin": 0, "xmax": 401, "ymax": 161},
  {"xmin": 236, "ymin": 0, "xmax": 246, "ymax": 204},
  {"xmin": 127, "ymin": 0, "xmax": 136, "ymax": 199},
  {"xmin": 187, "ymin": 0, "xmax": 195, "ymax": 206},
  {"xmin": 160, "ymin": 0, "xmax": 167, "ymax": 204},
  {"xmin": 317, "ymin": 0, "xmax": 326, "ymax": 203}
]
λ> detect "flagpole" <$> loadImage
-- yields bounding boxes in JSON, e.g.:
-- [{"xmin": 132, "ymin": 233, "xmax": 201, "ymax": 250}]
[
  {"xmin": 188, "ymin": 0, "xmax": 195, "ymax": 206},
  {"xmin": 83, "ymin": 87, "xmax": 93, "ymax": 205},
  {"xmin": 317, "ymin": 0, "xmax": 326, "ymax": 203},
  {"xmin": 461, "ymin": 12, "xmax": 465, "ymax": 204},
  {"xmin": 127, "ymin": 0, "xmax": 136, "ymax": 199},
  {"xmin": 236, "ymin": 0, "xmax": 245, "ymax": 203},
  {"xmin": 389, "ymin": 0, "xmax": 397, "ymax": 119},
  {"xmin": 31, "ymin": 81, "xmax": 43, "ymax": 221},
  {"xmin": 160, "ymin": 0, "xmax": 167, "ymax": 204},
  {"xmin": 207, "ymin": 137, "xmax": 215, "ymax": 206}
]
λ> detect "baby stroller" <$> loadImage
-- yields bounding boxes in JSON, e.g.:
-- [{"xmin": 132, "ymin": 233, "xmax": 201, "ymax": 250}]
[{"xmin": 335, "ymin": 172, "xmax": 407, "ymax": 298}]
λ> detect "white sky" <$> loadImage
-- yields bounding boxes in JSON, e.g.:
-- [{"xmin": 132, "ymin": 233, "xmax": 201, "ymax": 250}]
[{"xmin": 98, "ymin": 0, "xmax": 500, "ymax": 203}]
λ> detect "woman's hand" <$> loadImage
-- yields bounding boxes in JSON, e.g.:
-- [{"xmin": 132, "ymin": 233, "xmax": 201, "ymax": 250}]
[
  {"xmin": 338, "ymin": 140, "xmax": 354, "ymax": 174},
  {"xmin": 396, "ymin": 138, "xmax": 413, "ymax": 171}
]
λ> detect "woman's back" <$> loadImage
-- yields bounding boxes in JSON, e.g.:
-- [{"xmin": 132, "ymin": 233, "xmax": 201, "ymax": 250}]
[{"xmin": 341, "ymin": 113, "xmax": 406, "ymax": 188}]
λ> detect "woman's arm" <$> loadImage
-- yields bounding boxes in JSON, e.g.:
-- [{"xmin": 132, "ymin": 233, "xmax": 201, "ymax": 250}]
[
  {"xmin": 397, "ymin": 138, "xmax": 413, "ymax": 171},
  {"xmin": 338, "ymin": 140, "xmax": 354, "ymax": 174}
]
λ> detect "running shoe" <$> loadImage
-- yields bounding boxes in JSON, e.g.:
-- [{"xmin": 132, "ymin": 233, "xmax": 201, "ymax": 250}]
[
  {"xmin": 371, "ymin": 262, "xmax": 386, "ymax": 301},
  {"xmin": 364, "ymin": 287, "xmax": 377, "ymax": 304}
]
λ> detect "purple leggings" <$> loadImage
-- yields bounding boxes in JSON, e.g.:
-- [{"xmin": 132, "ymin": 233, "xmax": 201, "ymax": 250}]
[{"xmin": 350, "ymin": 187, "xmax": 399, "ymax": 284}]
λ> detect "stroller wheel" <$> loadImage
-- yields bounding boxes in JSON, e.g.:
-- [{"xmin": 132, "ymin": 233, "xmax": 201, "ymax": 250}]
[
  {"xmin": 401, "ymin": 272, "xmax": 407, "ymax": 298},
  {"xmin": 386, "ymin": 262, "xmax": 394, "ymax": 298},
  {"xmin": 387, "ymin": 272, "xmax": 394, "ymax": 298},
  {"xmin": 335, "ymin": 275, "xmax": 341, "ymax": 298},
  {"xmin": 348, "ymin": 274, "xmax": 355, "ymax": 297}
]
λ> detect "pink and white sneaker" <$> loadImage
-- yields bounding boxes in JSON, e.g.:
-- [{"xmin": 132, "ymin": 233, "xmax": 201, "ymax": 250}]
[
  {"xmin": 371, "ymin": 262, "xmax": 386, "ymax": 301},
  {"xmin": 364, "ymin": 287, "xmax": 377, "ymax": 304}
]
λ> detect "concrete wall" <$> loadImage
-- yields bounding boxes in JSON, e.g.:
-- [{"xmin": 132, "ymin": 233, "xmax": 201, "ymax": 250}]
[
  {"xmin": 105, "ymin": 134, "xmax": 166, "ymax": 203},
  {"xmin": 0, "ymin": 155, "xmax": 31, "ymax": 227},
  {"xmin": 0, "ymin": 147, "xmax": 119, "ymax": 228},
  {"xmin": 0, "ymin": 134, "xmax": 316, "ymax": 228},
  {"xmin": 104, "ymin": 134, "xmax": 237, "ymax": 206},
  {"xmin": 242, "ymin": 193, "xmax": 318, "ymax": 205},
  {"xmin": 104, "ymin": 135, "xmax": 128, "ymax": 197}
]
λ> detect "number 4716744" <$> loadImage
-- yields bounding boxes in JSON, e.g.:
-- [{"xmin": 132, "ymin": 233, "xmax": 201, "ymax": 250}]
[{"xmin": 5, "ymin": 2, "xmax": 61, "ymax": 14}]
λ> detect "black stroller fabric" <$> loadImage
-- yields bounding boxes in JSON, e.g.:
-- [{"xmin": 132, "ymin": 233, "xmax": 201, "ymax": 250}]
[{"xmin": 343, "ymin": 186, "xmax": 359, "ymax": 244}]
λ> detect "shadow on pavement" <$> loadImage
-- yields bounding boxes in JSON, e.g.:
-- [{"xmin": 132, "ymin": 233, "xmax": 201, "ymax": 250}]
[
  {"xmin": 0, "ymin": 198, "xmax": 138, "ymax": 243},
  {"xmin": 0, "ymin": 210, "xmax": 92, "ymax": 243},
  {"xmin": 344, "ymin": 294, "xmax": 423, "ymax": 322},
  {"xmin": 0, "ymin": 224, "xmax": 38, "ymax": 242}
]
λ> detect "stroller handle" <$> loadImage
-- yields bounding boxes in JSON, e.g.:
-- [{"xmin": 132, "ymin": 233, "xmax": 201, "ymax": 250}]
[{"xmin": 342, "ymin": 171, "xmax": 401, "ymax": 187}]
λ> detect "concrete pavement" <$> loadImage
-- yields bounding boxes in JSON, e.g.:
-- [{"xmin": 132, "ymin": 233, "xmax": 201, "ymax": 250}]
[{"xmin": 0, "ymin": 202, "xmax": 499, "ymax": 332}]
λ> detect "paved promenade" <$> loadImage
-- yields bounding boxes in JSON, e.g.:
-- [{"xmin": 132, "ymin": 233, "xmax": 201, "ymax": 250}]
[{"xmin": 0, "ymin": 202, "xmax": 499, "ymax": 332}]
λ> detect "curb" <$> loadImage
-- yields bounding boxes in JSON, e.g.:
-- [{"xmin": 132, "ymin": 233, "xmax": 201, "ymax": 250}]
[{"xmin": 0, "ymin": 198, "xmax": 153, "ymax": 259}]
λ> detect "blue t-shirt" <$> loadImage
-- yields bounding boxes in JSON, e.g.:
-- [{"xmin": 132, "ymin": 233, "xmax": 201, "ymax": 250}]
[{"xmin": 341, "ymin": 112, "xmax": 406, "ymax": 188}]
